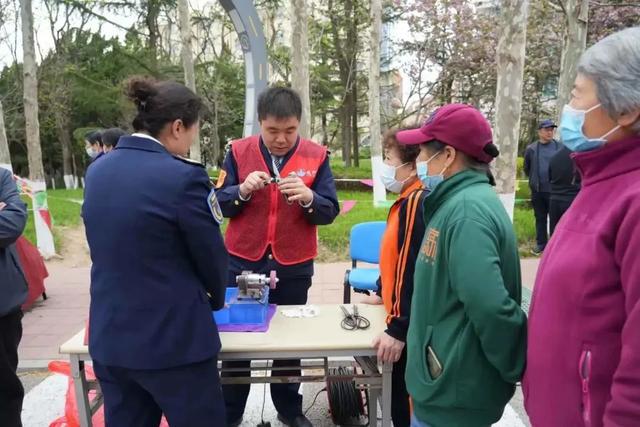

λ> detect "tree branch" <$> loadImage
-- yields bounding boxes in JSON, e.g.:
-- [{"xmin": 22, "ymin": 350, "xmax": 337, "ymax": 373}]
[
  {"xmin": 552, "ymin": 0, "xmax": 569, "ymax": 16},
  {"xmin": 590, "ymin": 0, "xmax": 640, "ymax": 6},
  {"xmin": 61, "ymin": 0, "xmax": 145, "ymax": 36},
  {"xmin": 112, "ymin": 44, "xmax": 161, "ymax": 76}
]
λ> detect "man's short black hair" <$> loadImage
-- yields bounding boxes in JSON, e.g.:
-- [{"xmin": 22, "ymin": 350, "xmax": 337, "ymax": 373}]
[
  {"xmin": 257, "ymin": 87, "xmax": 302, "ymax": 122},
  {"xmin": 102, "ymin": 128, "xmax": 127, "ymax": 148},
  {"xmin": 85, "ymin": 130, "xmax": 103, "ymax": 146}
]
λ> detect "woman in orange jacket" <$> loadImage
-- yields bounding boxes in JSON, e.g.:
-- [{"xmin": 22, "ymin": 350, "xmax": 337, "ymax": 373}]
[{"xmin": 365, "ymin": 129, "xmax": 427, "ymax": 427}]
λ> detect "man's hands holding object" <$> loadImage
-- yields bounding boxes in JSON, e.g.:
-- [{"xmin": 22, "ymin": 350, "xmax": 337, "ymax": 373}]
[
  {"xmin": 277, "ymin": 174, "xmax": 313, "ymax": 205},
  {"xmin": 239, "ymin": 171, "xmax": 271, "ymax": 199},
  {"xmin": 240, "ymin": 171, "xmax": 313, "ymax": 206}
]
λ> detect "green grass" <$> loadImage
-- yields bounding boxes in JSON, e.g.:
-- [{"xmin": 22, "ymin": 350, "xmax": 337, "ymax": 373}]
[
  {"xmin": 514, "ymin": 206, "xmax": 536, "ymax": 256},
  {"xmin": 21, "ymin": 189, "xmax": 84, "ymax": 249},
  {"xmin": 319, "ymin": 190, "xmax": 537, "ymax": 260},
  {"xmin": 317, "ymin": 190, "xmax": 389, "ymax": 261},
  {"xmin": 329, "ymin": 158, "xmax": 372, "ymax": 179},
  {"xmin": 516, "ymin": 179, "xmax": 531, "ymax": 202},
  {"xmin": 29, "ymin": 188, "xmax": 537, "ymax": 261}
]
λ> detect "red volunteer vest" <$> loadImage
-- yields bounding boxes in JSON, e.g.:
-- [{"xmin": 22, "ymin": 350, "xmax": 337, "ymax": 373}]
[{"xmin": 225, "ymin": 136, "xmax": 327, "ymax": 265}]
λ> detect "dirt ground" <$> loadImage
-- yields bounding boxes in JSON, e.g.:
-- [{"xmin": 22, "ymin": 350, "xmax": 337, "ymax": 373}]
[{"xmin": 48, "ymin": 225, "xmax": 92, "ymax": 268}]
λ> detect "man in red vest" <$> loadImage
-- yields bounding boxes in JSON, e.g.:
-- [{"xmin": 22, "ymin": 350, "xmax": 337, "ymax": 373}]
[{"xmin": 217, "ymin": 87, "xmax": 339, "ymax": 427}]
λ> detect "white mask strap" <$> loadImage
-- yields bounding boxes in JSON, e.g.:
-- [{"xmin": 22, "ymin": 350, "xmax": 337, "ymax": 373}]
[
  {"xmin": 585, "ymin": 104, "xmax": 601, "ymax": 114},
  {"xmin": 599, "ymin": 125, "xmax": 621, "ymax": 140}
]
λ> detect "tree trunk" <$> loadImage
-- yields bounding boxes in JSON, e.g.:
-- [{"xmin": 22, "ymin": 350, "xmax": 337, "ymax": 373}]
[
  {"xmin": 493, "ymin": 0, "xmax": 529, "ymax": 219},
  {"xmin": 369, "ymin": 0, "xmax": 386, "ymax": 205},
  {"xmin": 341, "ymin": 106, "xmax": 352, "ymax": 166},
  {"xmin": 352, "ymin": 75, "xmax": 359, "ymax": 167},
  {"xmin": 211, "ymin": 97, "xmax": 221, "ymax": 167},
  {"xmin": 20, "ymin": 0, "xmax": 55, "ymax": 257},
  {"xmin": 328, "ymin": 0, "xmax": 353, "ymax": 166},
  {"xmin": 290, "ymin": 0, "xmax": 311, "ymax": 139},
  {"xmin": 178, "ymin": 0, "xmax": 201, "ymax": 161},
  {"xmin": 441, "ymin": 73, "xmax": 455, "ymax": 104},
  {"xmin": 347, "ymin": 0, "xmax": 358, "ymax": 166},
  {"xmin": 0, "ymin": 101, "xmax": 11, "ymax": 171},
  {"xmin": 54, "ymin": 106, "xmax": 74, "ymax": 188},
  {"xmin": 72, "ymin": 152, "xmax": 79, "ymax": 188},
  {"xmin": 556, "ymin": 0, "xmax": 589, "ymax": 121},
  {"xmin": 321, "ymin": 113, "xmax": 328, "ymax": 146},
  {"xmin": 146, "ymin": 0, "xmax": 161, "ymax": 69},
  {"xmin": 20, "ymin": 0, "xmax": 45, "ymax": 182}
]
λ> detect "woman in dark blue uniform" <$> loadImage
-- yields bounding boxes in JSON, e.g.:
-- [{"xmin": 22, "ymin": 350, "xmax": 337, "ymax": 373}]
[{"xmin": 82, "ymin": 78, "xmax": 228, "ymax": 427}]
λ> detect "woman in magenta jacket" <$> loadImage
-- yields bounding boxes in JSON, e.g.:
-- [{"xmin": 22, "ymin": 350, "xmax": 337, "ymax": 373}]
[{"xmin": 524, "ymin": 27, "xmax": 640, "ymax": 427}]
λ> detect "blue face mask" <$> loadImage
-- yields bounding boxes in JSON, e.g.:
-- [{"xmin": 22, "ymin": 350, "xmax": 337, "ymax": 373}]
[
  {"xmin": 416, "ymin": 151, "xmax": 447, "ymax": 192},
  {"xmin": 560, "ymin": 104, "xmax": 620, "ymax": 152}
]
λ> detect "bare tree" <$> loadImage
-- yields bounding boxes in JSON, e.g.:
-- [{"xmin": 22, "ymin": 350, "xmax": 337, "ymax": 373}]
[
  {"xmin": 20, "ymin": 0, "xmax": 56, "ymax": 257},
  {"xmin": 555, "ymin": 0, "xmax": 589, "ymax": 119},
  {"xmin": 493, "ymin": 0, "xmax": 529, "ymax": 219},
  {"xmin": 178, "ymin": 0, "xmax": 201, "ymax": 161},
  {"xmin": 369, "ymin": 0, "xmax": 386, "ymax": 205},
  {"xmin": 20, "ymin": 0, "xmax": 45, "ymax": 182},
  {"xmin": 290, "ymin": 0, "xmax": 311, "ymax": 139},
  {"xmin": 328, "ymin": 0, "xmax": 360, "ymax": 166},
  {"xmin": 0, "ymin": 101, "xmax": 11, "ymax": 170},
  {"xmin": 43, "ymin": 0, "xmax": 87, "ymax": 189}
]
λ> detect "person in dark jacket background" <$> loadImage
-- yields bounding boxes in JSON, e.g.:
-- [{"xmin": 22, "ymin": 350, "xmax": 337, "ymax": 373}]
[
  {"xmin": 0, "ymin": 166, "xmax": 28, "ymax": 427},
  {"xmin": 101, "ymin": 128, "xmax": 127, "ymax": 153},
  {"xmin": 548, "ymin": 145, "xmax": 581, "ymax": 235},
  {"xmin": 524, "ymin": 119, "xmax": 562, "ymax": 255},
  {"xmin": 83, "ymin": 78, "xmax": 228, "ymax": 427}
]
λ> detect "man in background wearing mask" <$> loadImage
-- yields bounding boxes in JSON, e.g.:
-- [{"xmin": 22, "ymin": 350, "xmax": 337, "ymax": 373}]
[
  {"xmin": 0, "ymin": 166, "xmax": 28, "ymax": 427},
  {"xmin": 362, "ymin": 128, "xmax": 426, "ymax": 427},
  {"xmin": 85, "ymin": 130, "xmax": 104, "ymax": 163},
  {"xmin": 524, "ymin": 119, "xmax": 562, "ymax": 255},
  {"xmin": 217, "ymin": 87, "xmax": 339, "ymax": 427}
]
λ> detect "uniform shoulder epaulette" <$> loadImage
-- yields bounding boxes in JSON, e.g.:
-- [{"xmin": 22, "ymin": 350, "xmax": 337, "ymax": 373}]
[{"xmin": 172, "ymin": 155, "xmax": 205, "ymax": 168}]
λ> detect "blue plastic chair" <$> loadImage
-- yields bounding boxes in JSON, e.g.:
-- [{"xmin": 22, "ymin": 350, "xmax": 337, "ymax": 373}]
[{"xmin": 343, "ymin": 221, "xmax": 386, "ymax": 303}]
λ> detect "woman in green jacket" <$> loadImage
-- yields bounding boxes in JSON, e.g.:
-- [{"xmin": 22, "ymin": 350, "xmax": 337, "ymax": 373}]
[{"xmin": 396, "ymin": 104, "xmax": 527, "ymax": 427}]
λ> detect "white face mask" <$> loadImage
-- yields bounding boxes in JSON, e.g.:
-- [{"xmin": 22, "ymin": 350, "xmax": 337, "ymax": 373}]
[
  {"xmin": 86, "ymin": 147, "xmax": 97, "ymax": 158},
  {"xmin": 380, "ymin": 162, "xmax": 410, "ymax": 193}
]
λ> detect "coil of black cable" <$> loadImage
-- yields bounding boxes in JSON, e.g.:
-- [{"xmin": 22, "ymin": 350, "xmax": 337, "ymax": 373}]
[{"xmin": 326, "ymin": 366, "xmax": 366, "ymax": 425}]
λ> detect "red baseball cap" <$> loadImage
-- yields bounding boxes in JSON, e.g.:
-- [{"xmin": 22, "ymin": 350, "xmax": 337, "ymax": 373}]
[{"xmin": 396, "ymin": 104, "xmax": 496, "ymax": 164}]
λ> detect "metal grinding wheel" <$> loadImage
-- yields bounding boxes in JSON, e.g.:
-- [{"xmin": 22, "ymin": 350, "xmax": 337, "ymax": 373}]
[{"xmin": 269, "ymin": 270, "xmax": 278, "ymax": 289}]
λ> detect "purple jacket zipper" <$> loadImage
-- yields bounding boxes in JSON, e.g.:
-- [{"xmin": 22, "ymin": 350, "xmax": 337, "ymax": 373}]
[{"xmin": 580, "ymin": 349, "xmax": 592, "ymax": 427}]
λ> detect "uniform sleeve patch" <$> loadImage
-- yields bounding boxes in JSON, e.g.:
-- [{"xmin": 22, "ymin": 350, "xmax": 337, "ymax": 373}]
[
  {"xmin": 207, "ymin": 188, "xmax": 224, "ymax": 224},
  {"xmin": 216, "ymin": 169, "xmax": 227, "ymax": 188}
]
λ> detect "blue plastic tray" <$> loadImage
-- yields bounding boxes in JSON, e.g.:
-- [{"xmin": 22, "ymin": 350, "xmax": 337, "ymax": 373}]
[{"xmin": 213, "ymin": 287, "xmax": 269, "ymax": 325}]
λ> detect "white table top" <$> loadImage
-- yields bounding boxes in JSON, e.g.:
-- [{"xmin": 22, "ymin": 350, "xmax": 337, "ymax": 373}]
[{"xmin": 59, "ymin": 304, "xmax": 387, "ymax": 356}]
